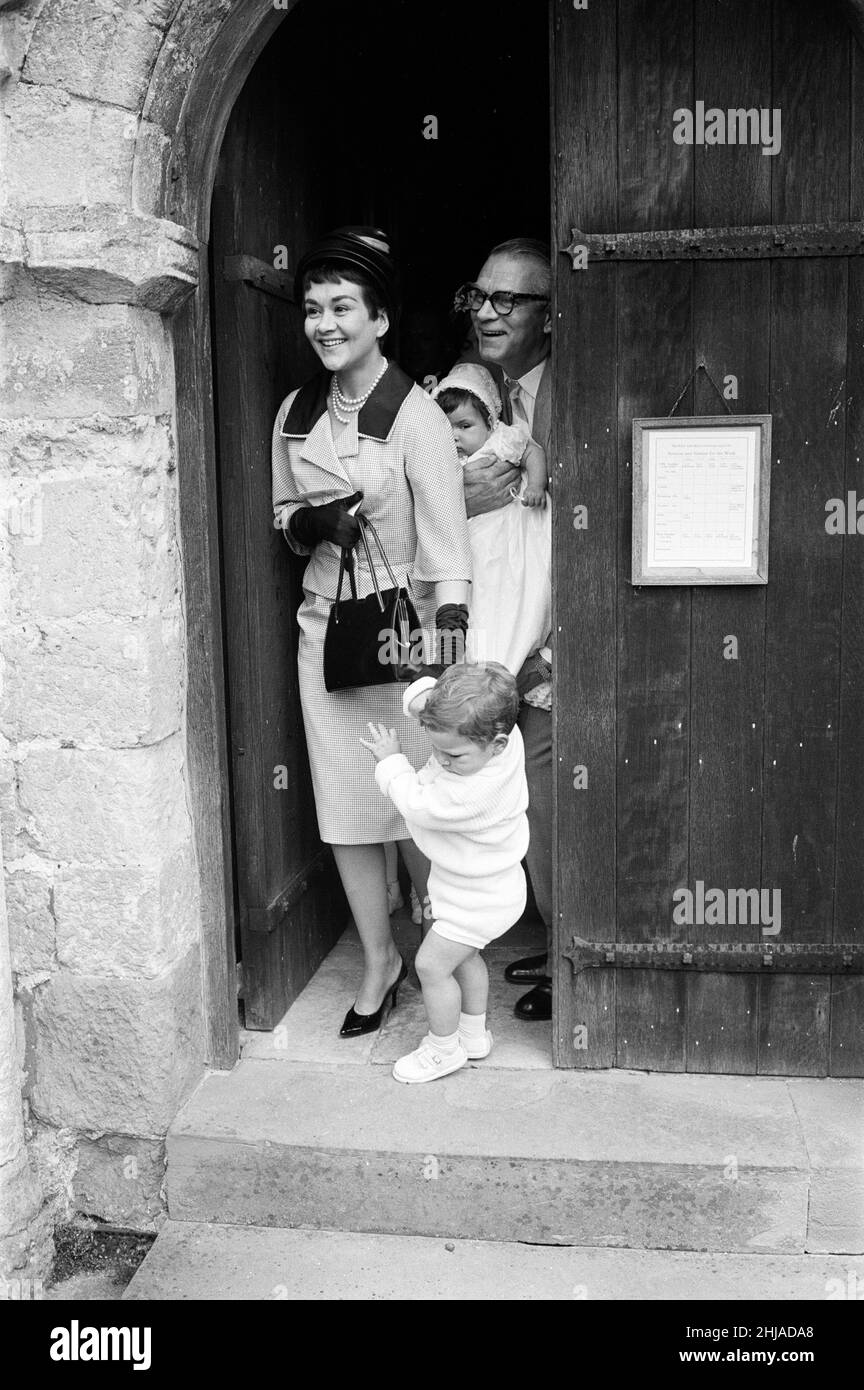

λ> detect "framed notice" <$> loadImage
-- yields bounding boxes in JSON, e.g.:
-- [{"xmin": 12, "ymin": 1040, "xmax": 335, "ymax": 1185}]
[{"xmin": 632, "ymin": 415, "xmax": 771, "ymax": 585}]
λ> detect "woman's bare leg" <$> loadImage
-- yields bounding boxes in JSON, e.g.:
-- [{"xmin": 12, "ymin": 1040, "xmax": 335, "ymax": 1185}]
[
  {"xmin": 331, "ymin": 843, "xmax": 401, "ymax": 1015},
  {"xmin": 396, "ymin": 837, "xmax": 429, "ymax": 902},
  {"xmin": 383, "ymin": 841, "xmax": 399, "ymax": 884},
  {"xmin": 396, "ymin": 837, "xmax": 431, "ymax": 924},
  {"xmin": 397, "ymin": 837, "xmax": 434, "ymax": 937}
]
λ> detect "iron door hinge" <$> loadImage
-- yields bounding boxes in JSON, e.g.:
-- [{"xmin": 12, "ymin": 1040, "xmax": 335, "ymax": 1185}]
[
  {"xmin": 562, "ymin": 222, "xmax": 864, "ymax": 265},
  {"xmin": 243, "ymin": 850, "xmax": 330, "ymax": 935},
  {"xmin": 565, "ymin": 938, "xmax": 864, "ymax": 975},
  {"xmin": 223, "ymin": 254, "xmax": 296, "ymax": 303}
]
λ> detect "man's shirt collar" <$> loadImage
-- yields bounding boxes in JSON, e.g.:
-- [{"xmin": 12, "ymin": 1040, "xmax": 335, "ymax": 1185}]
[{"xmin": 516, "ymin": 359, "xmax": 547, "ymax": 401}]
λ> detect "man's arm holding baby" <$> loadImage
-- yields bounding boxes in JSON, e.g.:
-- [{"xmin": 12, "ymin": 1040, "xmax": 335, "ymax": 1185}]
[{"xmin": 462, "ymin": 454, "xmax": 521, "ymax": 518}]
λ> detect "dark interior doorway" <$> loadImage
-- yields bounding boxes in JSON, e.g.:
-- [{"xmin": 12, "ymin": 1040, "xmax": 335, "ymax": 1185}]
[
  {"xmin": 210, "ymin": 0, "xmax": 550, "ymax": 1027},
  {"xmin": 264, "ymin": 0, "xmax": 550, "ymax": 378}
]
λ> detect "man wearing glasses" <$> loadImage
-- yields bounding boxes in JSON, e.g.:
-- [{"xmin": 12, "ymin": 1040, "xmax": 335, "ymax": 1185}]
[{"xmin": 452, "ymin": 239, "xmax": 554, "ymax": 1022}]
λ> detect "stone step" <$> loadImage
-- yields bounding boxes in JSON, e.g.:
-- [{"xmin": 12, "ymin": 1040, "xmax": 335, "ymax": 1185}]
[
  {"xmin": 166, "ymin": 1061, "xmax": 864, "ymax": 1254},
  {"xmin": 124, "ymin": 1220, "xmax": 864, "ymax": 1301}
]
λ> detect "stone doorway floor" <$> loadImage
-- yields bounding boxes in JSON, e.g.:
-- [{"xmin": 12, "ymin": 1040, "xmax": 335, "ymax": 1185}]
[
  {"xmin": 122, "ymin": 905, "xmax": 864, "ymax": 1299},
  {"xmin": 239, "ymin": 907, "xmax": 550, "ymax": 1072}
]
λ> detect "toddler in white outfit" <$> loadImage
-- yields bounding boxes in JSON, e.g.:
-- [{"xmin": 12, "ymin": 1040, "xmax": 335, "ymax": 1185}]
[{"xmin": 360, "ymin": 663, "xmax": 529, "ymax": 1083}]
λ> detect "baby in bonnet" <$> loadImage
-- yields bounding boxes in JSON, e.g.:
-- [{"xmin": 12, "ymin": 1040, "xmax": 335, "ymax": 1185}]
[{"xmin": 431, "ymin": 363, "xmax": 551, "ymax": 676}]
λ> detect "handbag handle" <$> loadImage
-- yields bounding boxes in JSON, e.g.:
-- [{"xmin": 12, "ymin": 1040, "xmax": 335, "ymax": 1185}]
[
  {"xmin": 358, "ymin": 515, "xmax": 402, "ymax": 594},
  {"xmin": 332, "ymin": 513, "xmax": 406, "ymax": 620},
  {"xmin": 359, "ymin": 516, "xmax": 418, "ymax": 681},
  {"xmin": 357, "ymin": 518, "xmax": 386, "ymax": 613},
  {"xmin": 333, "ymin": 544, "xmax": 358, "ymax": 621}
]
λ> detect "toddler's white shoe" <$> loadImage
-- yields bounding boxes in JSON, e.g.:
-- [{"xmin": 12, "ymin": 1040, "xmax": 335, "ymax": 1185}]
[
  {"xmin": 392, "ymin": 1036, "xmax": 468, "ymax": 1084},
  {"xmin": 460, "ymin": 1028, "xmax": 493, "ymax": 1060}
]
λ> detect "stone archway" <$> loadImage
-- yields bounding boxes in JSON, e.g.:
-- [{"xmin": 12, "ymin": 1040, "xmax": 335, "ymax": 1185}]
[{"xmin": 0, "ymin": 0, "xmax": 299, "ymax": 1249}]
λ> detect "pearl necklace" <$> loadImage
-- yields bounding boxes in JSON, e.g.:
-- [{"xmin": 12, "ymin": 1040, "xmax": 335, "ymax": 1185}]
[{"xmin": 331, "ymin": 358, "xmax": 388, "ymax": 423}]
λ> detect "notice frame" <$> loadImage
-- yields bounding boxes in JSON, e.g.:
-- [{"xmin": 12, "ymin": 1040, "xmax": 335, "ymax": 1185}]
[{"xmin": 631, "ymin": 414, "xmax": 771, "ymax": 585}]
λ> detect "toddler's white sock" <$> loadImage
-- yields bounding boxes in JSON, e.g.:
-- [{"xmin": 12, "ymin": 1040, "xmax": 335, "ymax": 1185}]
[
  {"xmin": 459, "ymin": 1012, "xmax": 487, "ymax": 1037},
  {"xmin": 428, "ymin": 1029, "xmax": 462, "ymax": 1055}
]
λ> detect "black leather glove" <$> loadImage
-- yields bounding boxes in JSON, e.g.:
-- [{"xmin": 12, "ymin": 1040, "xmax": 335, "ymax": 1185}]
[
  {"xmin": 435, "ymin": 602, "xmax": 469, "ymax": 666},
  {"xmin": 288, "ymin": 491, "xmax": 364, "ymax": 548}
]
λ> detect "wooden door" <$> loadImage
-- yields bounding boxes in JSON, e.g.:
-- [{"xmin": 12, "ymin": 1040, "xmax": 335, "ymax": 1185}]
[
  {"xmin": 210, "ymin": 39, "xmax": 347, "ymax": 1029},
  {"xmin": 552, "ymin": 0, "xmax": 864, "ymax": 1074}
]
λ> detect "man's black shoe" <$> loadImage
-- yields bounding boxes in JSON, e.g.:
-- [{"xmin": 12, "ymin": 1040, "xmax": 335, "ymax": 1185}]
[
  {"xmin": 514, "ymin": 978, "xmax": 552, "ymax": 1021},
  {"xmin": 504, "ymin": 953, "xmax": 549, "ymax": 984}
]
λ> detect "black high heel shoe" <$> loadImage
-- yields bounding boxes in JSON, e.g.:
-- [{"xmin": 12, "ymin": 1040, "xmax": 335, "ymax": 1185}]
[{"xmin": 339, "ymin": 958, "xmax": 408, "ymax": 1038}]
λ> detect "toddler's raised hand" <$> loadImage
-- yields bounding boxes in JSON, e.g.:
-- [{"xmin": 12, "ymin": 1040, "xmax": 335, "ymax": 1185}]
[{"xmin": 360, "ymin": 722, "xmax": 402, "ymax": 761}]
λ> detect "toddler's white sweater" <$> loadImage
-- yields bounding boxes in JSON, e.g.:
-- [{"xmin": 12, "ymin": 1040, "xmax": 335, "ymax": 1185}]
[{"xmin": 374, "ymin": 680, "xmax": 529, "ymax": 933}]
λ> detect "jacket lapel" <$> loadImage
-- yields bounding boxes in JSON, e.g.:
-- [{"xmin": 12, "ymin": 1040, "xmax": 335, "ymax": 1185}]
[
  {"xmin": 279, "ymin": 377, "xmax": 353, "ymax": 493},
  {"xmin": 533, "ymin": 359, "xmax": 552, "ymax": 455},
  {"xmin": 358, "ymin": 362, "xmax": 414, "ymax": 440},
  {"xmin": 295, "ymin": 413, "xmax": 356, "ymax": 494}
]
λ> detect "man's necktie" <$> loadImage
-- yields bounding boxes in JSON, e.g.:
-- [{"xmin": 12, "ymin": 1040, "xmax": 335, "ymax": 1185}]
[{"xmin": 507, "ymin": 378, "xmax": 530, "ymax": 430}]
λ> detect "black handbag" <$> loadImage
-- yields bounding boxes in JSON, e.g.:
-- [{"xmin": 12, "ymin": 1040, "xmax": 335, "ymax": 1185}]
[{"xmin": 323, "ymin": 514, "xmax": 422, "ymax": 692}]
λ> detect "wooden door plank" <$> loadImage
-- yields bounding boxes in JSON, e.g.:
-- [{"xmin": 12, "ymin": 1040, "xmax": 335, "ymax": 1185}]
[
  {"xmin": 761, "ymin": 260, "xmax": 846, "ymax": 1074},
  {"xmin": 853, "ymin": 39, "xmax": 864, "ymax": 219},
  {"xmin": 686, "ymin": 0, "xmax": 772, "ymax": 1074},
  {"xmin": 687, "ymin": 262, "xmax": 768, "ymax": 1074},
  {"xmin": 757, "ymin": 975, "xmax": 830, "ymax": 1076},
  {"xmin": 828, "ymin": 980, "xmax": 864, "ymax": 1077},
  {"xmin": 617, "ymin": 0, "xmax": 694, "ymax": 230},
  {"xmin": 693, "ymin": 0, "xmax": 772, "ymax": 225},
  {"xmin": 173, "ymin": 245, "xmax": 239, "ymax": 1070},
  {"xmin": 552, "ymin": 0, "xmax": 618, "ymax": 1067},
  {"xmin": 838, "ymin": 3, "xmax": 864, "ymax": 1069},
  {"xmin": 831, "ymin": 254, "xmax": 864, "ymax": 1074},
  {"xmin": 211, "ymin": 246, "xmax": 266, "ymax": 910},
  {"xmin": 615, "ymin": 262, "xmax": 692, "ymax": 1071},
  {"xmin": 771, "ymin": 0, "xmax": 851, "ymax": 227},
  {"xmin": 614, "ymin": 0, "xmax": 694, "ymax": 1071},
  {"xmin": 211, "ymin": 36, "xmax": 347, "ymax": 1029},
  {"xmin": 758, "ymin": 2, "xmax": 852, "ymax": 1074}
]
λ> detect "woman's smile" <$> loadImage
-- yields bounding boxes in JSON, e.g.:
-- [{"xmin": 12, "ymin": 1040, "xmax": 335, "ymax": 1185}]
[{"xmin": 303, "ymin": 277, "xmax": 388, "ymax": 386}]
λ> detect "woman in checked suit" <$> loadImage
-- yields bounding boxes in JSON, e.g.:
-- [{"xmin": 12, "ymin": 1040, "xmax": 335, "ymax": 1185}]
[{"xmin": 272, "ymin": 227, "xmax": 472, "ymax": 1038}]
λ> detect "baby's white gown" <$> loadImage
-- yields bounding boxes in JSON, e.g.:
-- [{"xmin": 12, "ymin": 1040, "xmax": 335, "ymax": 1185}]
[{"xmin": 464, "ymin": 422, "xmax": 552, "ymax": 676}]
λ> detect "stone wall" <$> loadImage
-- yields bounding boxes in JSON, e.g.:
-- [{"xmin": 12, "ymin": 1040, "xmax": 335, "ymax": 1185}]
[
  {"xmin": 0, "ymin": 295, "xmax": 205, "ymax": 1228},
  {"xmin": 0, "ymin": 0, "xmax": 226, "ymax": 1239}
]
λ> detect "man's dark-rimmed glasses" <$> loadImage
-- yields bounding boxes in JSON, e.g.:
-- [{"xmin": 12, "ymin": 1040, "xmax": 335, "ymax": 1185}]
[{"xmin": 453, "ymin": 284, "xmax": 550, "ymax": 317}]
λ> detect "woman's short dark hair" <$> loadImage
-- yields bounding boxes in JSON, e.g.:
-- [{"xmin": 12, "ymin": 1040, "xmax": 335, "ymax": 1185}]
[
  {"xmin": 301, "ymin": 262, "xmax": 389, "ymax": 321},
  {"xmin": 434, "ymin": 387, "xmax": 492, "ymax": 428}
]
